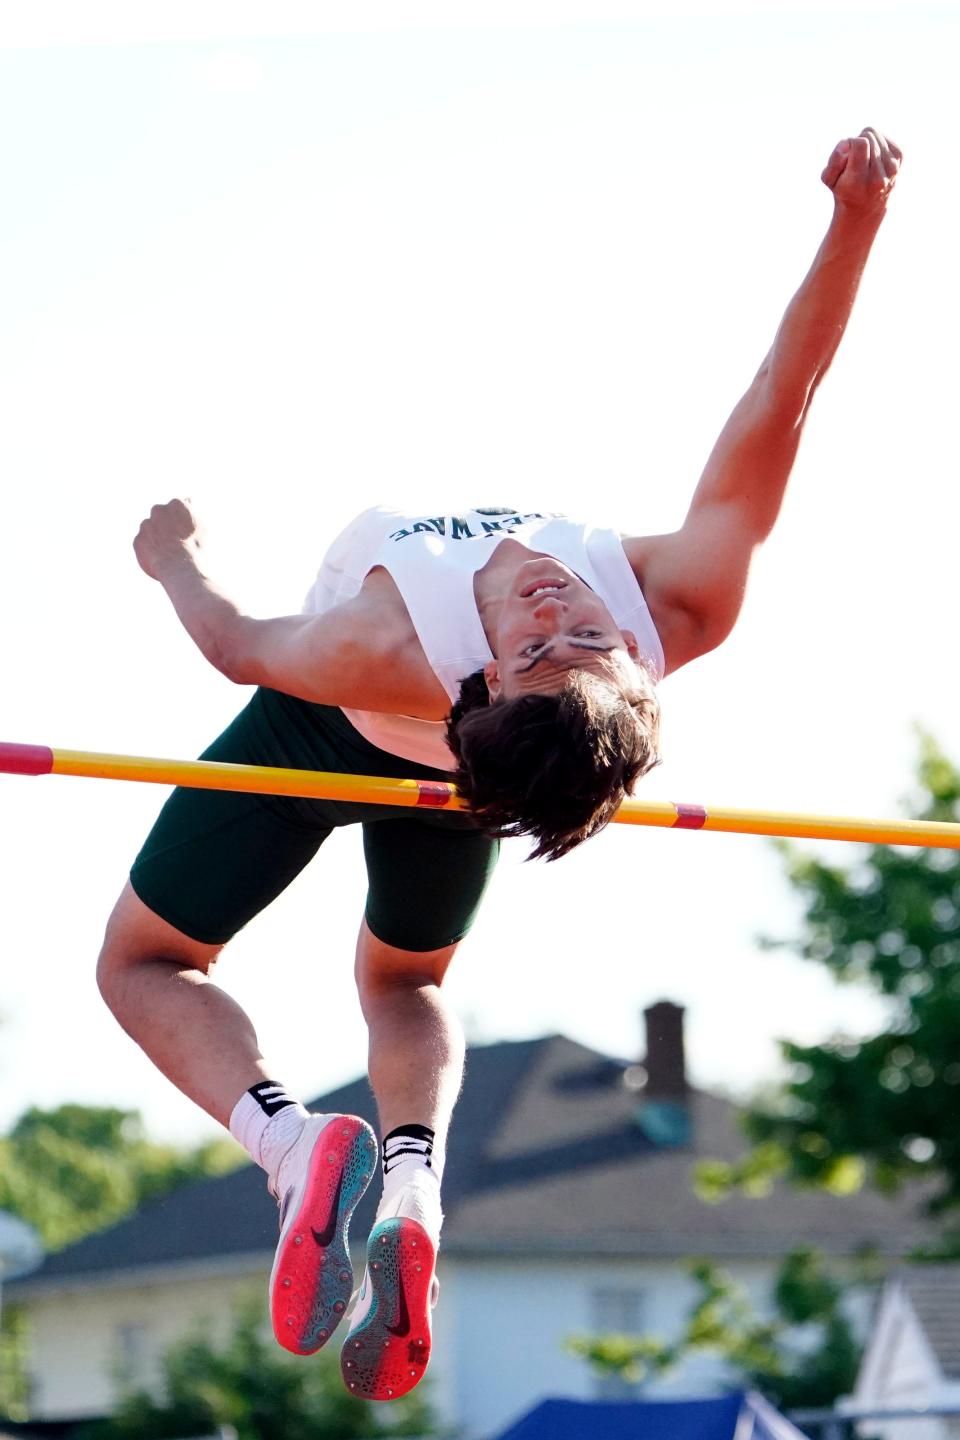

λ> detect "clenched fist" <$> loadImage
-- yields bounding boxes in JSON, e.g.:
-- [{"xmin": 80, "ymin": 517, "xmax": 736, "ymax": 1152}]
[
  {"xmin": 134, "ymin": 498, "xmax": 203, "ymax": 581},
  {"xmin": 822, "ymin": 127, "xmax": 901, "ymax": 217}
]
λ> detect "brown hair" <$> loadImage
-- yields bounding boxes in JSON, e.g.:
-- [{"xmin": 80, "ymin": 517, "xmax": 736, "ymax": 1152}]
[{"xmin": 445, "ymin": 665, "xmax": 661, "ymax": 861}]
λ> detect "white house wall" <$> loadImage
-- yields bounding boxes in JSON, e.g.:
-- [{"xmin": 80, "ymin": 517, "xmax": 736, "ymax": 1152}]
[
  {"xmin": 19, "ymin": 1252, "xmax": 817, "ymax": 1435},
  {"xmin": 851, "ymin": 1285, "xmax": 953, "ymax": 1440},
  {"xmin": 439, "ymin": 1256, "xmax": 775, "ymax": 1440},
  {"xmin": 22, "ymin": 1267, "xmax": 264, "ymax": 1420}
]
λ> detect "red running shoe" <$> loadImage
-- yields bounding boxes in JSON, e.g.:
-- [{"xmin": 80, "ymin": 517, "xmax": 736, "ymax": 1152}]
[
  {"xmin": 340, "ymin": 1173, "xmax": 441, "ymax": 1401},
  {"xmin": 269, "ymin": 1113, "xmax": 377, "ymax": 1356}
]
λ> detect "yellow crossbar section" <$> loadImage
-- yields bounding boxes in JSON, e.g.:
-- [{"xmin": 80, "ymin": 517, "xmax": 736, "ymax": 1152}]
[
  {"xmin": 55, "ymin": 748, "xmax": 447, "ymax": 808},
  {"xmin": 2, "ymin": 742, "xmax": 960, "ymax": 849}
]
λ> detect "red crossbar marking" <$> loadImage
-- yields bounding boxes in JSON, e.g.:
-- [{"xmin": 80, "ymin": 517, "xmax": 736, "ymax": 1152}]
[
  {"xmin": 0, "ymin": 743, "xmax": 55, "ymax": 776},
  {"xmin": 416, "ymin": 781, "xmax": 454, "ymax": 808},
  {"xmin": 673, "ymin": 803, "xmax": 707, "ymax": 830}
]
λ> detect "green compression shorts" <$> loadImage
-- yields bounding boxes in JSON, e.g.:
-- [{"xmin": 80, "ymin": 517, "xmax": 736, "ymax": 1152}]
[{"xmin": 129, "ymin": 688, "xmax": 499, "ymax": 952}]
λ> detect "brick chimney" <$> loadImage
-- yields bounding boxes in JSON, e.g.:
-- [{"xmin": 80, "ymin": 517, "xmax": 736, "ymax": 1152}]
[
  {"xmin": 633, "ymin": 1000, "xmax": 691, "ymax": 1147},
  {"xmin": 643, "ymin": 1000, "xmax": 689, "ymax": 1101}
]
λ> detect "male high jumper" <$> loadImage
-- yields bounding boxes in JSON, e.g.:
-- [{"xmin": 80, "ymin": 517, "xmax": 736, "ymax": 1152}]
[{"xmin": 98, "ymin": 128, "xmax": 900, "ymax": 1401}]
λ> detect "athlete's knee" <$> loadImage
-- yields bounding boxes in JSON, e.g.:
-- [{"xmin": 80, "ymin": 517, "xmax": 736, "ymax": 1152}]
[
  {"xmin": 354, "ymin": 919, "xmax": 459, "ymax": 1002},
  {"xmin": 97, "ymin": 881, "xmax": 223, "ymax": 1008}
]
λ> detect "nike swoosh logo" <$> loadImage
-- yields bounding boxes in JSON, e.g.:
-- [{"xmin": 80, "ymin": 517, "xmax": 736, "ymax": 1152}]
[
  {"xmin": 386, "ymin": 1265, "xmax": 410, "ymax": 1338},
  {"xmin": 311, "ymin": 1173, "xmax": 343, "ymax": 1249}
]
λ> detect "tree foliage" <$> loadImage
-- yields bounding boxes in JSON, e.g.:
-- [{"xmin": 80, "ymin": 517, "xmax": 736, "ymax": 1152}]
[
  {"xmin": 700, "ymin": 733, "xmax": 960, "ymax": 1221},
  {"xmin": 73, "ymin": 1299, "xmax": 437, "ymax": 1440},
  {"xmin": 568, "ymin": 1248, "xmax": 864, "ymax": 1410},
  {"xmin": 0, "ymin": 1104, "xmax": 243, "ymax": 1251},
  {"xmin": 0, "ymin": 1304, "xmax": 31, "ymax": 1422}
]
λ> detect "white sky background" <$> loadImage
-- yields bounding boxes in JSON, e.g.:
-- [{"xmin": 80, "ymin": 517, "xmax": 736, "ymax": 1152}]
[{"xmin": 1, "ymin": 0, "xmax": 958, "ymax": 1143}]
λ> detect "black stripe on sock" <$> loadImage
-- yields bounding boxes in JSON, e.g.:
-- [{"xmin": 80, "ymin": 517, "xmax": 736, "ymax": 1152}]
[
  {"xmin": 382, "ymin": 1124, "xmax": 436, "ymax": 1176},
  {"xmin": 384, "ymin": 1154, "xmax": 432, "ymax": 1173},
  {"xmin": 249, "ymin": 1082, "xmax": 297, "ymax": 1119},
  {"xmin": 383, "ymin": 1123, "xmax": 435, "ymax": 1145}
]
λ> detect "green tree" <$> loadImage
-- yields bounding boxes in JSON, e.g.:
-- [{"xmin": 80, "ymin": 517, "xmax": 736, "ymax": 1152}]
[
  {"xmin": 568, "ymin": 1247, "xmax": 865, "ymax": 1410},
  {"xmin": 0, "ymin": 1304, "xmax": 31, "ymax": 1421},
  {"xmin": 698, "ymin": 733, "xmax": 960, "ymax": 1224},
  {"xmin": 74, "ymin": 1299, "xmax": 437, "ymax": 1440},
  {"xmin": 0, "ymin": 1105, "xmax": 243, "ymax": 1251}
]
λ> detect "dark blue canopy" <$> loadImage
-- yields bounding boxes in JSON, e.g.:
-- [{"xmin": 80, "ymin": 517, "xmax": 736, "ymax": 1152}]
[{"xmin": 492, "ymin": 1392, "xmax": 810, "ymax": 1440}]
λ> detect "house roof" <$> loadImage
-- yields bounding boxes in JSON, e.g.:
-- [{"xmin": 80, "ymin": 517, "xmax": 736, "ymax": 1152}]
[
  {"xmin": 896, "ymin": 1264, "xmax": 960, "ymax": 1380},
  {"xmin": 492, "ymin": 1393, "xmax": 807, "ymax": 1440},
  {"xmin": 10, "ymin": 1034, "xmax": 943, "ymax": 1293}
]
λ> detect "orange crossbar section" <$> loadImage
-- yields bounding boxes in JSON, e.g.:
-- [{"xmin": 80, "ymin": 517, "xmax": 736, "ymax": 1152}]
[
  {"xmin": 50, "ymin": 748, "xmax": 459, "ymax": 810},
  {"xmin": 2, "ymin": 742, "xmax": 960, "ymax": 849}
]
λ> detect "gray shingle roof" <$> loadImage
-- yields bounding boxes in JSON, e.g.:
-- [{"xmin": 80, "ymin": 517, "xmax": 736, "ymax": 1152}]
[
  {"xmin": 897, "ymin": 1264, "xmax": 960, "ymax": 1379},
  {"xmin": 10, "ymin": 1034, "xmax": 943, "ymax": 1292}
]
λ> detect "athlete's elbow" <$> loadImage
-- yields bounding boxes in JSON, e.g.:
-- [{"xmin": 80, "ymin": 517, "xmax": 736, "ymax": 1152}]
[
  {"xmin": 202, "ymin": 645, "xmax": 245, "ymax": 684},
  {"xmin": 218, "ymin": 653, "xmax": 254, "ymax": 685},
  {"xmin": 761, "ymin": 355, "xmax": 833, "ymax": 431},
  {"xmin": 221, "ymin": 645, "xmax": 269, "ymax": 687},
  {"xmin": 206, "ymin": 625, "xmax": 259, "ymax": 685}
]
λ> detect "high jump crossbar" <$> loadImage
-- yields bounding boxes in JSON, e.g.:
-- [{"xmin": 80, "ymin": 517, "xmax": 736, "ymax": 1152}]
[{"xmin": 2, "ymin": 741, "xmax": 959, "ymax": 850}]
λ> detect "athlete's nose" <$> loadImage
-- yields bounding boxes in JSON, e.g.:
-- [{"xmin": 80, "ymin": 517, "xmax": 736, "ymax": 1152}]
[{"xmin": 531, "ymin": 594, "xmax": 568, "ymax": 624}]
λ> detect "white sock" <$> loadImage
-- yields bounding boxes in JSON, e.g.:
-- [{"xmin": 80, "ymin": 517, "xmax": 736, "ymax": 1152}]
[
  {"xmin": 229, "ymin": 1081, "xmax": 308, "ymax": 1180},
  {"xmin": 380, "ymin": 1124, "xmax": 445, "ymax": 1206},
  {"xmin": 376, "ymin": 1166, "xmax": 444, "ymax": 1255}
]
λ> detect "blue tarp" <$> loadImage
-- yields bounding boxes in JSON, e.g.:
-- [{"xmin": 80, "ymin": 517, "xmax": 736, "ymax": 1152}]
[{"xmin": 493, "ymin": 1392, "xmax": 810, "ymax": 1440}]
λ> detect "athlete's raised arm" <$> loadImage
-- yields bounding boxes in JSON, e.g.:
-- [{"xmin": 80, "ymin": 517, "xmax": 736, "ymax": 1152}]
[
  {"xmin": 133, "ymin": 499, "xmax": 448, "ymax": 716},
  {"xmin": 625, "ymin": 127, "xmax": 902, "ymax": 674}
]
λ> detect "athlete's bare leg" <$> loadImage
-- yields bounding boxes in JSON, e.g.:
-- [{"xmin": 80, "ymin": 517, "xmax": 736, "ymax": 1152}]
[
  {"xmin": 98, "ymin": 888, "xmax": 464, "ymax": 1147},
  {"xmin": 96, "ymin": 882, "xmax": 271, "ymax": 1125},
  {"xmin": 353, "ymin": 919, "xmax": 464, "ymax": 1154}
]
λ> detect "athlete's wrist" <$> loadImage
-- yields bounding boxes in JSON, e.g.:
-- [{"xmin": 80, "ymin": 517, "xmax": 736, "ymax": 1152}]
[{"xmin": 156, "ymin": 542, "xmax": 207, "ymax": 590}]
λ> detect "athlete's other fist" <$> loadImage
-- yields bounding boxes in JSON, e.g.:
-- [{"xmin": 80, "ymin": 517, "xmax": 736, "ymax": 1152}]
[
  {"xmin": 821, "ymin": 127, "xmax": 902, "ymax": 218},
  {"xmin": 134, "ymin": 498, "xmax": 203, "ymax": 581}
]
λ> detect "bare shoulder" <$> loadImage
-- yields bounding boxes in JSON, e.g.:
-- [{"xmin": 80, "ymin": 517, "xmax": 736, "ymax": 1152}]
[
  {"xmin": 230, "ymin": 573, "xmax": 451, "ymax": 715},
  {"xmin": 620, "ymin": 532, "xmax": 715, "ymax": 676},
  {"xmin": 338, "ymin": 570, "xmax": 451, "ymax": 717},
  {"xmin": 620, "ymin": 533, "xmax": 655, "ymax": 587}
]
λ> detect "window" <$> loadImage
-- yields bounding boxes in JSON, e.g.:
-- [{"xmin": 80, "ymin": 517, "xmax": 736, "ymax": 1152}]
[
  {"xmin": 112, "ymin": 1321, "xmax": 151, "ymax": 1389},
  {"xmin": 589, "ymin": 1287, "xmax": 645, "ymax": 1400}
]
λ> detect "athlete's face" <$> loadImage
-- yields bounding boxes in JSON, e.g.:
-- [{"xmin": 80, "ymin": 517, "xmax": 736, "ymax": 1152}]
[{"xmin": 485, "ymin": 557, "xmax": 641, "ymax": 701}]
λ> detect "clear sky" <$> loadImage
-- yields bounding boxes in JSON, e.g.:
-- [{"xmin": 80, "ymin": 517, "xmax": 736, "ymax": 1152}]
[{"xmin": 1, "ymin": 1, "xmax": 958, "ymax": 1143}]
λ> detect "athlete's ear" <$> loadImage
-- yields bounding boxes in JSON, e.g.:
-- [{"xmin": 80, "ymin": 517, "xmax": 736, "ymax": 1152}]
[
  {"xmin": 483, "ymin": 659, "xmax": 502, "ymax": 702},
  {"xmin": 622, "ymin": 629, "xmax": 640, "ymax": 660}
]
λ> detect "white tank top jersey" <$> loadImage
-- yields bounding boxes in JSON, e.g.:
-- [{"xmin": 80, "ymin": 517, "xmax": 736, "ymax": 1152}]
[{"xmin": 302, "ymin": 505, "xmax": 665, "ymax": 772}]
